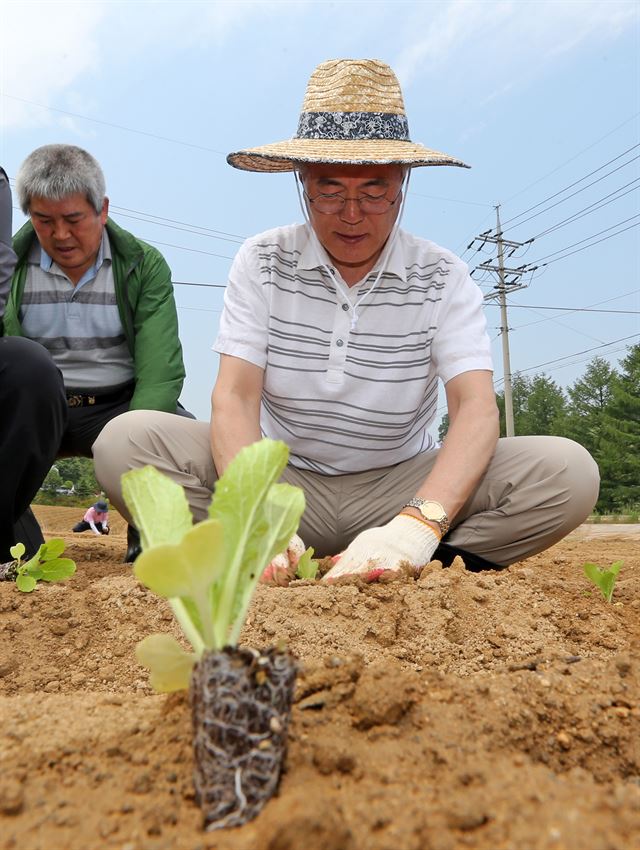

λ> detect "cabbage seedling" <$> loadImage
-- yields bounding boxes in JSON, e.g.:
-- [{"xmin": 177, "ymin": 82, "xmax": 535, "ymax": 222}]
[
  {"xmin": 582, "ymin": 560, "xmax": 623, "ymax": 603},
  {"xmin": 122, "ymin": 439, "xmax": 305, "ymax": 830},
  {"xmin": 0, "ymin": 540, "xmax": 76, "ymax": 592},
  {"xmin": 295, "ymin": 546, "xmax": 319, "ymax": 580}
]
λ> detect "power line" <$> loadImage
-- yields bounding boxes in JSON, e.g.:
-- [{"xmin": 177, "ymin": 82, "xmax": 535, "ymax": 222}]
[
  {"xmin": 9, "ymin": 188, "xmax": 247, "ymax": 246},
  {"xmin": 493, "ymin": 335, "xmax": 639, "ymax": 383},
  {"xmin": 112, "ymin": 210, "xmax": 245, "ymax": 245},
  {"xmin": 141, "ymin": 239, "xmax": 235, "ymax": 261},
  {"xmin": 502, "ymin": 111, "xmax": 640, "ymax": 205},
  {"xmin": 488, "ymin": 304, "xmax": 639, "ymax": 315},
  {"xmin": 434, "ymin": 338, "xmax": 636, "ymax": 415},
  {"xmin": 455, "ymin": 114, "xmax": 640, "ymax": 257},
  {"xmin": 173, "ymin": 280, "xmax": 226, "ymax": 289},
  {"xmin": 500, "ymin": 143, "xmax": 640, "ymax": 229},
  {"xmin": 2, "ymin": 93, "xmax": 229, "ymax": 156},
  {"xmin": 109, "ymin": 205, "xmax": 246, "ymax": 243},
  {"xmin": 532, "ymin": 216, "xmax": 640, "ymax": 266},
  {"xmin": 501, "ymin": 152, "xmax": 640, "ymax": 232},
  {"xmin": 409, "ymin": 191, "xmax": 492, "ymax": 208},
  {"xmin": 177, "ymin": 305, "xmax": 222, "ymax": 314},
  {"xmin": 530, "ymin": 178, "xmax": 640, "ymax": 240},
  {"xmin": 492, "ymin": 344, "xmax": 634, "ymax": 388}
]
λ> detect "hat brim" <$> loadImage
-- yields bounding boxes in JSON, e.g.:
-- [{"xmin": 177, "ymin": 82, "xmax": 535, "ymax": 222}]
[{"xmin": 227, "ymin": 139, "xmax": 469, "ymax": 173}]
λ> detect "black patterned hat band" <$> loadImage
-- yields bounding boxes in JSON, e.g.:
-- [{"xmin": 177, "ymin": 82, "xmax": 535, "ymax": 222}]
[
  {"xmin": 296, "ymin": 111, "xmax": 410, "ymax": 142},
  {"xmin": 227, "ymin": 59, "xmax": 469, "ymax": 174}
]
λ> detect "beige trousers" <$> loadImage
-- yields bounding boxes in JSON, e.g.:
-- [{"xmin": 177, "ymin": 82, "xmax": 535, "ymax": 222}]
[{"xmin": 93, "ymin": 410, "xmax": 600, "ymax": 566}]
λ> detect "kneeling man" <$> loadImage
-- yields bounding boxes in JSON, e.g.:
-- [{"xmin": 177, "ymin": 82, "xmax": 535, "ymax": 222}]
[{"xmin": 94, "ymin": 59, "xmax": 599, "ymax": 579}]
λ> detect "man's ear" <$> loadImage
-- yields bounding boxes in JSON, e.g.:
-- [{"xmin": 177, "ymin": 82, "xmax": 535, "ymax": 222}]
[{"xmin": 101, "ymin": 197, "xmax": 109, "ymax": 222}]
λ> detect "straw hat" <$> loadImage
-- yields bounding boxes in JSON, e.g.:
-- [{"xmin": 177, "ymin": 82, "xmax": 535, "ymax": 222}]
[{"xmin": 227, "ymin": 59, "xmax": 468, "ymax": 173}]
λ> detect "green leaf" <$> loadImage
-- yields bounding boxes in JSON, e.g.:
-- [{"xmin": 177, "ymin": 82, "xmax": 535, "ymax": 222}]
[
  {"xmin": 227, "ymin": 480, "xmax": 305, "ymax": 646},
  {"xmin": 209, "ymin": 440, "xmax": 297, "ymax": 646},
  {"xmin": 123, "ymin": 440, "xmax": 305, "ymax": 673},
  {"xmin": 9, "ymin": 543, "xmax": 25, "ymax": 561},
  {"xmin": 39, "ymin": 558, "xmax": 76, "ymax": 582},
  {"xmin": 583, "ymin": 560, "xmax": 623, "ymax": 603},
  {"xmin": 22, "ymin": 565, "xmax": 43, "ymax": 580},
  {"xmin": 134, "ymin": 520, "xmax": 225, "ymax": 650},
  {"xmin": 122, "ymin": 465, "xmax": 193, "ymax": 550},
  {"xmin": 16, "ymin": 574, "xmax": 37, "ymax": 593},
  {"xmin": 296, "ymin": 547, "xmax": 318, "ymax": 580},
  {"xmin": 39, "ymin": 539, "xmax": 66, "ymax": 561},
  {"xmin": 136, "ymin": 633, "xmax": 197, "ymax": 693},
  {"xmin": 134, "ymin": 519, "xmax": 225, "ymax": 599}
]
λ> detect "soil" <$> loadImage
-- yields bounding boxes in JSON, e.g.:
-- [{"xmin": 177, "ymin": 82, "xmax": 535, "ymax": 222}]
[{"xmin": 1, "ymin": 506, "xmax": 639, "ymax": 850}]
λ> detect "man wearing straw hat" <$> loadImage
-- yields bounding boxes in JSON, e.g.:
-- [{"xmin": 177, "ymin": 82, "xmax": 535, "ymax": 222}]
[{"xmin": 95, "ymin": 59, "xmax": 599, "ymax": 578}]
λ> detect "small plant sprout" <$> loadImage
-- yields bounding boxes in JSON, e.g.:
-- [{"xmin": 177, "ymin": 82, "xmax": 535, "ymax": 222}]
[
  {"xmin": 582, "ymin": 560, "xmax": 623, "ymax": 603},
  {"xmin": 295, "ymin": 546, "xmax": 319, "ymax": 580},
  {"xmin": 122, "ymin": 438, "xmax": 305, "ymax": 829},
  {"xmin": 0, "ymin": 540, "xmax": 76, "ymax": 592}
]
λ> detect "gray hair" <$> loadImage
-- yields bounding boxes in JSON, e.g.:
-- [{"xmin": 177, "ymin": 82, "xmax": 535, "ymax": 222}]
[{"xmin": 16, "ymin": 144, "xmax": 106, "ymax": 214}]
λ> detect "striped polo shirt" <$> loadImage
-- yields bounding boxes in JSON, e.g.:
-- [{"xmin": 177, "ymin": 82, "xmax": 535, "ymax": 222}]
[
  {"xmin": 19, "ymin": 230, "xmax": 135, "ymax": 390},
  {"xmin": 214, "ymin": 223, "xmax": 493, "ymax": 474}
]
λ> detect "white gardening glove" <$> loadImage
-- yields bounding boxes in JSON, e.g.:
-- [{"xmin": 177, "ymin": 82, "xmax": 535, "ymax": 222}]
[
  {"xmin": 324, "ymin": 514, "xmax": 440, "ymax": 582},
  {"xmin": 261, "ymin": 533, "xmax": 306, "ymax": 586}
]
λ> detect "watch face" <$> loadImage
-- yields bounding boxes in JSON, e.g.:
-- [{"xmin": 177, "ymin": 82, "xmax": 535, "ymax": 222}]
[{"xmin": 419, "ymin": 501, "xmax": 447, "ymax": 521}]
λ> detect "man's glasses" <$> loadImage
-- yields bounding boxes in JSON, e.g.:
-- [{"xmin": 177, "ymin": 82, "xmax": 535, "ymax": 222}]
[{"xmin": 303, "ymin": 186, "xmax": 403, "ymax": 215}]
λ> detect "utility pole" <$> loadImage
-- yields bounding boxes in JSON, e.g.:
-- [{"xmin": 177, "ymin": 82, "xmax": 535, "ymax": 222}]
[{"xmin": 469, "ymin": 206, "xmax": 534, "ymax": 437}]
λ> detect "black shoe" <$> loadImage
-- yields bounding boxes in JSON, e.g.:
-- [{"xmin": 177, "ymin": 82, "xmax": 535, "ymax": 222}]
[
  {"xmin": 124, "ymin": 525, "xmax": 142, "ymax": 564},
  {"xmin": 433, "ymin": 541, "xmax": 506, "ymax": 572}
]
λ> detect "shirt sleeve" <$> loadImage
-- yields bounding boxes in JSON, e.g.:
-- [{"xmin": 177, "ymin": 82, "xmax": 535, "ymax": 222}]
[
  {"xmin": 212, "ymin": 240, "xmax": 270, "ymax": 369},
  {"xmin": 430, "ymin": 260, "xmax": 494, "ymax": 385},
  {"xmin": 0, "ymin": 168, "xmax": 17, "ymax": 320}
]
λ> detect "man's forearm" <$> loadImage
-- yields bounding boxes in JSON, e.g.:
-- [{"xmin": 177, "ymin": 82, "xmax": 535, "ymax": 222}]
[
  {"xmin": 210, "ymin": 392, "xmax": 262, "ymax": 475},
  {"xmin": 413, "ymin": 397, "xmax": 499, "ymax": 521}
]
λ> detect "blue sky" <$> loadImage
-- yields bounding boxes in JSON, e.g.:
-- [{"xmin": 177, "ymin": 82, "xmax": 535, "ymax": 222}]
[{"xmin": 1, "ymin": 0, "xmax": 639, "ymax": 423}]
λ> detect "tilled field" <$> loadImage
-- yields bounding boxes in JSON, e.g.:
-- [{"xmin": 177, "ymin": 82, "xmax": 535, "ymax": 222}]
[{"xmin": 1, "ymin": 505, "xmax": 638, "ymax": 850}]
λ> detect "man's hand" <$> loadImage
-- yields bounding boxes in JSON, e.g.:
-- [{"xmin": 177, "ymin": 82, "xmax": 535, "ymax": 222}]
[
  {"xmin": 101, "ymin": 526, "xmax": 110, "ymax": 535},
  {"xmin": 324, "ymin": 514, "xmax": 440, "ymax": 582},
  {"xmin": 261, "ymin": 534, "xmax": 306, "ymax": 586}
]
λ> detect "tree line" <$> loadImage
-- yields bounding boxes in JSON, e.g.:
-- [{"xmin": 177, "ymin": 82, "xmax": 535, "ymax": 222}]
[
  {"xmin": 439, "ymin": 343, "xmax": 639, "ymax": 514},
  {"xmin": 35, "ymin": 457, "xmax": 101, "ymax": 507}
]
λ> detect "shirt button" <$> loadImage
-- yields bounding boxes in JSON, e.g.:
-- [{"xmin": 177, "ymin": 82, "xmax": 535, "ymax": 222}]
[
  {"xmin": 342, "ymin": 303, "xmax": 349, "ymax": 311},
  {"xmin": 330, "ymin": 268, "xmax": 336, "ymax": 275},
  {"xmin": 336, "ymin": 339, "xmax": 344, "ymax": 347}
]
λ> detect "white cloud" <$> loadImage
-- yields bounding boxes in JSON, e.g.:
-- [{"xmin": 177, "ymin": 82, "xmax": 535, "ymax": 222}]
[
  {"xmin": 0, "ymin": 1, "xmax": 109, "ymax": 129},
  {"xmin": 0, "ymin": 0, "xmax": 302, "ymax": 132},
  {"xmin": 395, "ymin": 0, "xmax": 638, "ymax": 91}
]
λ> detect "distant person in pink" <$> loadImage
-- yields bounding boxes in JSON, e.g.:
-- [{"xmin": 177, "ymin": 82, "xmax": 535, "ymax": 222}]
[{"xmin": 72, "ymin": 500, "xmax": 109, "ymax": 535}]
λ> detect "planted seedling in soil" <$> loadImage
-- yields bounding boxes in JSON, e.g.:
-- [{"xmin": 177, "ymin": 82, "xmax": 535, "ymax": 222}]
[
  {"xmin": 122, "ymin": 439, "xmax": 305, "ymax": 831},
  {"xmin": 0, "ymin": 539, "xmax": 76, "ymax": 591},
  {"xmin": 295, "ymin": 546, "xmax": 319, "ymax": 580},
  {"xmin": 582, "ymin": 559, "xmax": 623, "ymax": 603}
]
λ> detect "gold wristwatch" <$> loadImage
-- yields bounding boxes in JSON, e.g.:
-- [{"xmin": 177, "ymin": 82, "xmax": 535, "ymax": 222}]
[{"xmin": 403, "ymin": 499, "xmax": 450, "ymax": 536}]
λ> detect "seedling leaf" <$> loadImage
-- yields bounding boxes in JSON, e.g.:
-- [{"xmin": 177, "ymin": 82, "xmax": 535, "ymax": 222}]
[
  {"xmin": 39, "ymin": 558, "xmax": 76, "ymax": 582},
  {"xmin": 227, "ymin": 480, "xmax": 305, "ymax": 646},
  {"xmin": 122, "ymin": 465, "xmax": 193, "ymax": 550},
  {"xmin": 582, "ymin": 560, "xmax": 623, "ymax": 603},
  {"xmin": 12, "ymin": 539, "xmax": 76, "ymax": 592},
  {"xmin": 39, "ymin": 539, "xmax": 66, "ymax": 561},
  {"xmin": 134, "ymin": 520, "xmax": 225, "ymax": 599},
  {"xmin": 295, "ymin": 547, "xmax": 318, "ymax": 580},
  {"xmin": 16, "ymin": 574, "xmax": 37, "ymax": 593},
  {"xmin": 136, "ymin": 634, "xmax": 197, "ymax": 693},
  {"xmin": 9, "ymin": 543, "xmax": 25, "ymax": 561}
]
